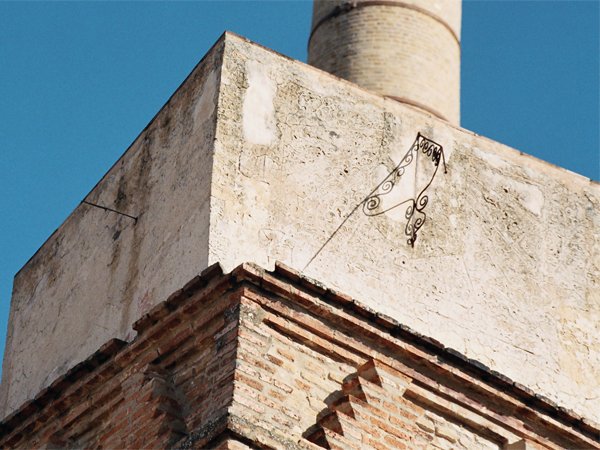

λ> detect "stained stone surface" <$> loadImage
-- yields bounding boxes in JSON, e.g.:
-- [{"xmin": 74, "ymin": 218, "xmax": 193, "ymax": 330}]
[
  {"xmin": 2, "ymin": 33, "xmax": 598, "ymax": 423},
  {"xmin": 0, "ymin": 36, "xmax": 223, "ymax": 417}
]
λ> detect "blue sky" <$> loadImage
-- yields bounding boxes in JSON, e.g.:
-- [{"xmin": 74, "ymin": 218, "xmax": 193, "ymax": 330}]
[{"xmin": 0, "ymin": 1, "xmax": 598, "ymax": 376}]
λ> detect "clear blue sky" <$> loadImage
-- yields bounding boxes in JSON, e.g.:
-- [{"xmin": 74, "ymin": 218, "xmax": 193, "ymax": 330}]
[{"xmin": 0, "ymin": 1, "xmax": 598, "ymax": 375}]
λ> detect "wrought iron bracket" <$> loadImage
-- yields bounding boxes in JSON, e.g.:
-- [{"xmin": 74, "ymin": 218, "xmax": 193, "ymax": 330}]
[{"xmin": 363, "ymin": 133, "xmax": 446, "ymax": 247}]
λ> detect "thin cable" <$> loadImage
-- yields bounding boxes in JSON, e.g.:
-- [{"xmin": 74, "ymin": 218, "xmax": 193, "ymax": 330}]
[{"xmin": 81, "ymin": 200, "xmax": 138, "ymax": 223}]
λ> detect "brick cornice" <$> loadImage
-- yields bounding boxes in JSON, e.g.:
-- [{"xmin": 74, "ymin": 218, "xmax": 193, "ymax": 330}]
[
  {"xmin": 1, "ymin": 262, "xmax": 598, "ymax": 449},
  {"xmin": 233, "ymin": 261, "xmax": 600, "ymax": 446}
]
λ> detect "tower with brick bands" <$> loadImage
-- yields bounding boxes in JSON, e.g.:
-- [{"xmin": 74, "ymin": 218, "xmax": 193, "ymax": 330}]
[{"xmin": 308, "ymin": 0, "xmax": 461, "ymax": 124}]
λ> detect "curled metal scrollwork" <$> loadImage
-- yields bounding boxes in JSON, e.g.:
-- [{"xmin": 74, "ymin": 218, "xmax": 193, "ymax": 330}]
[{"xmin": 363, "ymin": 133, "xmax": 446, "ymax": 247}]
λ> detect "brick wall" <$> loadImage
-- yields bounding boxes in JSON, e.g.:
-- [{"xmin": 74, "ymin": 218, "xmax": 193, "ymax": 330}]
[
  {"xmin": 1, "ymin": 263, "xmax": 597, "ymax": 449},
  {"xmin": 308, "ymin": 0, "xmax": 461, "ymax": 123},
  {"xmin": 0, "ymin": 265, "xmax": 239, "ymax": 449}
]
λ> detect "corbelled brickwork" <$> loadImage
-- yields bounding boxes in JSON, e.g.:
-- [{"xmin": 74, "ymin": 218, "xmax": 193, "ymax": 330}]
[
  {"xmin": 308, "ymin": 0, "xmax": 461, "ymax": 123},
  {"xmin": 1, "ymin": 263, "xmax": 597, "ymax": 449},
  {"xmin": 3, "ymin": 33, "xmax": 599, "ymax": 425},
  {"xmin": 3, "ymin": 2, "xmax": 599, "ymax": 447}
]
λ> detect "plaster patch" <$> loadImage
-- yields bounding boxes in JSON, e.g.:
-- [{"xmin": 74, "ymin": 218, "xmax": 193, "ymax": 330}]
[
  {"xmin": 507, "ymin": 179, "xmax": 545, "ymax": 216},
  {"xmin": 243, "ymin": 60, "xmax": 277, "ymax": 145},
  {"xmin": 193, "ymin": 69, "xmax": 218, "ymax": 128},
  {"xmin": 473, "ymin": 147, "xmax": 509, "ymax": 170}
]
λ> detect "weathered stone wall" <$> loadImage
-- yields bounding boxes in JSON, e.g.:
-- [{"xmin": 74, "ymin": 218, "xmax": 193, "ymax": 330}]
[
  {"xmin": 308, "ymin": 0, "xmax": 461, "ymax": 123},
  {"xmin": 0, "ymin": 37, "xmax": 223, "ymax": 418},
  {"xmin": 2, "ymin": 32, "xmax": 598, "ymax": 427},
  {"xmin": 211, "ymin": 34, "xmax": 600, "ymax": 422}
]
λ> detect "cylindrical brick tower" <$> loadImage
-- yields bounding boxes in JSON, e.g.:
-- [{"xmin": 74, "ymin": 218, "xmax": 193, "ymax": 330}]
[{"xmin": 308, "ymin": 0, "xmax": 461, "ymax": 125}]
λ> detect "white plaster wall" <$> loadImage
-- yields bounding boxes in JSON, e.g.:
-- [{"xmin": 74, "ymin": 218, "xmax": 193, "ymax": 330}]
[
  {"xmin": 210, "ymin": 35, "xmax": 600, "ymax": 422},
  {"xmin": 0, "ymin": 39, "xmax": 223, "ymax": 418}
]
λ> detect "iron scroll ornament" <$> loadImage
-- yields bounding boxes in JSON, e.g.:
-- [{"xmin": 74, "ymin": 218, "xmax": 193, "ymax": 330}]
[{"xmin": 363, "ymin": 133, "xmax": 446, "ymax": 247}]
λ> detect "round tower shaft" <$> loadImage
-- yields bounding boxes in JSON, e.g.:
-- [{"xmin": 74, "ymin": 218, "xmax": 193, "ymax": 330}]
[{"xmin": 308, "ymin": 0, "xmax": 461, "ymax": 124}]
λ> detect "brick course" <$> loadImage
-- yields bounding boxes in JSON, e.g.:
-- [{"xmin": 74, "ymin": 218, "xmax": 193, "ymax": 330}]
[
  {"xmin": 308, "ymin": 0, "xmax": 461, "ymax": 123},
  {"xmin": 1, "ymin": 262, "xmax": 597, "ymax": 449}
]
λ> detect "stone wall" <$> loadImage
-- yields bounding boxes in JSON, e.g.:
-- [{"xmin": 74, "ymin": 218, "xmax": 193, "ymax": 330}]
[
  {"xmin": 308, "ymin": 0, "xmax": 461, "ymax": 123},
  {"xmin": 2, "ymin": 32, "xmax": 598, "ymax": 426},
  {"xmin": 0, "ymin": 34, "xmax": 223, "ymax": 418},
  {"xmin": 212, "ymin": 34, "xmax": 600, "ymax": 422}
]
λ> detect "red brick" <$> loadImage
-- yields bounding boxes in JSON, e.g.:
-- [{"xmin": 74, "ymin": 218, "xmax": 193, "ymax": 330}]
[
  {"xmin": 234, "ymin": 371, "xmax": 264, "ymax": 392},
  {"xmin": 3, "ymin": 268, "xmax": 593, "ymax": 450},
  {"xmin": 275, "ymin": 347, "xmax": 296, "ymax": 362}
]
